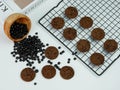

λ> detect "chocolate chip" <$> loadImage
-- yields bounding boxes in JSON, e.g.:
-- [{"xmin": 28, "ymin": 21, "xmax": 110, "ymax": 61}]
[{"xmin": 10, "ymin": 22, "xmax": 28, "ymax": 39}]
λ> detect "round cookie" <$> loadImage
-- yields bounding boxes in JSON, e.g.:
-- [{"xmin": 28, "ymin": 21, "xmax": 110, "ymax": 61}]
[
  {"xmin": 20, "ymin": 68, "xmax": 36, "ymax": 82},
  {"xmin": 104, "ymin": 39, "xmax": 118, "ymax": 52},
  {"xmin": 41, "ymin": 65, "xmax": 56, "ymax": 79},
  {"xmin": 63, "ymin": 28, "xmax": 77, "ymax": 40},
  {"xmin": 45, "ymin": 46, "xmax": 59, "ymax": 60},
  {"xmin": 90, "ymin": 53, "xmax": 104, "ymax": 66},
  {"xmin": 77, "ymin": 39, "xmax": 90, "ymax": 52},
  {"xmin": 91, "ymin": 28, "xmax": 105, "ymax": 40},
  {"xmin": 65, "ymin": 6, "xmax": 78, "ymax": 19},
  {"xmin": 80, "ymin": 16, "xmax": 93, "ymax": 29},
  {"xmin": 60, "ymin": 66, "xmax": 74, "ymax": 80},
  {"xmin": 51, "ymin": 17, "xmax": 65, "ymax": 29}
]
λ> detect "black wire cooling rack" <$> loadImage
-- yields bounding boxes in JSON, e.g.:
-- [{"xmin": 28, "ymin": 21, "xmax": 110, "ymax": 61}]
[{"xmin": 39, "ymin": 0, "xmax": 120, "ymax": 76}]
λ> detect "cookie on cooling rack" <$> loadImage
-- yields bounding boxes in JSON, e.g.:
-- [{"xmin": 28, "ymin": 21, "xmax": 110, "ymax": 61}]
[
  {"xmin": 63, "ymin": 28, "xmax": 77, "ymax": 40},
  {"xmin": 51, "ymin": 17, "xmax": 65, "ymax": 29},
  {"xmin": 77, "ymin": 39, "xmax": 90, "ymax": 52},
  {"xmin": 80, "ymin": 16, "xmax": 93, "ymax": 29},
  {"xmin": 91, "ymin": 28, "xmax": 105, "ymax": 40},
  {"xmin": 104, "ymin": 39, "xmax": 118, "ymax": 52},
  {"xmin": 90, "ymin": 53, "xmax": 104, "ymax": 66},
  {"xmin": 65, "ymin": 6, "xmax": 78, "ymax": 19}
]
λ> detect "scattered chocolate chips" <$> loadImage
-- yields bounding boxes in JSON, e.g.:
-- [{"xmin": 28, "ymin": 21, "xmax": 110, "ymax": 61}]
[
  {"xmin": 73, "ymin": 57, "xmax": 77, "ymax": 60},
  {"xmin": 10, "ymin": 22, "xmax": 28, "ymax": 39},
  {"xmin": 41, "ymin": 65, "xmax": 56, "ymax": 79},
  {"xmin": 34, "ymin": 82, "xmax": 37, "ymax": 85},
  {"xmin": 46, "ymin": 43, "xmax": 49, "ymax": 46},
  {"xmin": 15, "ymin": 60, "xmax": 18, "ymax": 63},
  {"xmin": 91, "ymin": 28, "xmax": 105, "ymax": 40},
  {"xmin": 90, "ymin": 53, "xmax": 104, "ymax": 66},
  {"xmin": 58, "ymin": 46, "xmax": 61, "ymax": 49},
  {"xmin": 67, "ymin": 58, "xmax": 71, "ymax": 64},
  {"xmin": 35, "ymin": 69, "xmax": 39, "ymax": 73},
  {"xmin": 57, "ymin": 62, "xmax": 61, "ymax": 65},
  {"xmin": 104, "ymin": 39, "xmax": 118, "ymax": 52},
  {"xmin": 51, "ymin": 17, "xmax": 65, "ymax": 29},
  {"xmin": 47, "ymin": 60, "xmax": 53, "ymax": 65},
  {"xmin": 60, "ymin": 50, "xmax": 65, "ymax": 55},
  {"xmin": 63, "ymin": 28, "xmax": 77, "ymax": 40},
  {"xmin": 80, "ymin": 16, "xmax": 93, "ymax": 29},
  {"xmin": 11, "ymin": 33, "xmax": 46, "ymax": 67},
  {"xmin": 77, "ymin": 39, "xmax": 90, "ymax": 52},
  {"xmin": 65, "ymin": 6, "xmax": 78, "ymax": 19},
  {"xmin": 60, "ymin": 66, "xmax": 74, "ymax": 80},
  {"xmin": 35, "ymin": 32, "xmax": 38, "ymax": 35},
  {"xmin": 21, "ymin": 68, "xmax": 36, "ymax": 82},
  {"xmin": 54, "ymin": 64, "xmax": 61, "ymax": 70},
  {"xmin": 45, "ymin": 46, "xmax": 59, "ymax": 60},
  {"xmin": 32, "ymin": 66, "xmax": 35, "ymax": 70}
]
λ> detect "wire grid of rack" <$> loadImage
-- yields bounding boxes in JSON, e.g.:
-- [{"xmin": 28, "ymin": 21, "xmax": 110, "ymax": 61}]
[{"xmin": 39, "ymin": 0, "xmax": 120, "ymax": 76}]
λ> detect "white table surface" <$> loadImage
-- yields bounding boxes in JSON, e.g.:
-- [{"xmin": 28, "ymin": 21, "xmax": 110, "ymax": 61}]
[{"xmin": 0, "ymin": 0, "xmax": 120, "ymax": 90}]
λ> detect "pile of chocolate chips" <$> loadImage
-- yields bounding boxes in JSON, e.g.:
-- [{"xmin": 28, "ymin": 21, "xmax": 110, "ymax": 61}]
[
  {"xmin": 11, "ymin": 33, "xmax": 46, "ymax": 67},
  {"xmin": 10, "ymin": 22, "xmax": 28, "ymax": 39}
]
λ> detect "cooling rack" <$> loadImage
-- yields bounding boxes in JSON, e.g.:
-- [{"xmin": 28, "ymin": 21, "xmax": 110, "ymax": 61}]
[{"xmin": 39, "ymin": 0, "xmax": 120, "ymax": 76}]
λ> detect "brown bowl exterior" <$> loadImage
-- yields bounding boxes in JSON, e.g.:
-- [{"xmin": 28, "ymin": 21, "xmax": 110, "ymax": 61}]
[{"xmin": 4, "ymin": 13, "xmax": 31, "ymax": 42}]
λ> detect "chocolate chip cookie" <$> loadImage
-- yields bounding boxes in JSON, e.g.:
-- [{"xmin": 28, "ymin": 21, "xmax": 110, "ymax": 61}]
[
  {"xmin": 63, "ymin": 28, "xmax": 77, "ymax": 40},
  {"xmin": 90, "ymin": 53, "xmax": 104, "ymax": 66},
  {"xmin": 91, "ymin": 28, "xmax": 105, "ymax": 40},
  {"xmin": 60, "ymin": 66, "xmax": 74, "ymax": 80},
  {"xmin": 104, "ymin": 39, "xmax": 118, "ymax": 52},
  {"xmin": 77, "ymin": 39, "xmax": 90, "ymax": 52},
  {"xmin": 45, "ymin": 46, "xmax": 59, "ymax": 60},
  {"xmin": 80, "ymin": 16, "xmax": 93, "ymax": 29},
  {"xmin": 41, "ymin": 65, "xmax": 56, "ymax": 79},
  {"xmin": 65, "ymin": 6, "xmax": 78, "ymax": 19},
  {"xmin": 51, "ymin": 17, "xmax": 65, "ymax": 29},
  {"xmin": 21, "ymin": 68, "xmax": 36, "ymax": 82}
]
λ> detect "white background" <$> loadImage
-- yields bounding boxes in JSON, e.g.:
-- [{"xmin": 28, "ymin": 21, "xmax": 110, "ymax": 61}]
[{"xmin": 0, "ymin": 0, "xmax": 120, "ymax": 90}]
